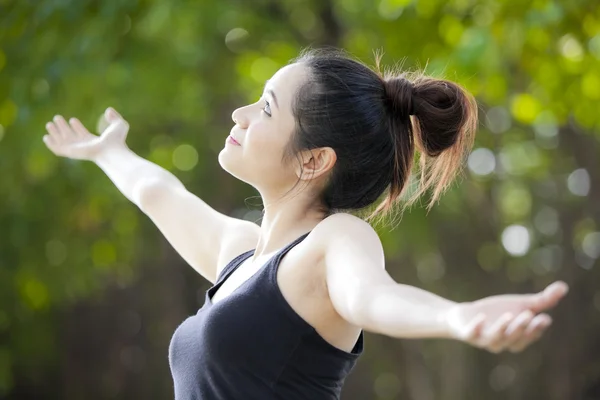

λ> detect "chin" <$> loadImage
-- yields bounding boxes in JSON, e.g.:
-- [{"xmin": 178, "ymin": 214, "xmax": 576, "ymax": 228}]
[
  {"xmin": 217, "ymin": 149, "xmax": 234, "ymax": 175},
  {"xmin": 218, "ymin": 150, "xmax": 251, "ymax": 184}
]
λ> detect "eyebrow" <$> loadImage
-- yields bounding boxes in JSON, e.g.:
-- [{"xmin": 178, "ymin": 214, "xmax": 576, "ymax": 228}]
[
  {"xmin": 266, "ymin": 89, "xmax": 279, "ymax": 109},
  {"xmin": 263, "ymin": 80, "xmax": 279, "ymax": 109}
]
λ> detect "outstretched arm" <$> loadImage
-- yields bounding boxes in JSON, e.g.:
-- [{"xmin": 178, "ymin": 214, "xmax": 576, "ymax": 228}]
[
  {"xmin": 320, "ymin": 214, "xmax": 568, "ymax": 353},
  {"xmin": 44, "ymin": 108, "xmax": 260, "ymax": 283}
]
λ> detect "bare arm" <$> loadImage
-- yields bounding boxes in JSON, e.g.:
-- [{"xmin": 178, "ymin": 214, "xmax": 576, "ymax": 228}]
[
  {"xmin": 44, "ymin": 107, "xmax": 259, "ymax": 283},
  {"xmin": 350, "ymin": 283, "xmax": 457, "ymax": 339},
  {"xmin": 318, "ymin": 214, "xmax": 454, "ymax": 338},
  {"xmin": 94, "ymin": 144, "xmax": 184, "ymax": 206},
  {"xmin": 135, "ymin": 178, "xmax": 259, "ymax": 282},
  {"xmin": 95, "ymin": 144, "xmax": 245, "ymax": 282},
  {"xmin": 320, "ymin": 214, "xmax": 568, "ymax": 353}
]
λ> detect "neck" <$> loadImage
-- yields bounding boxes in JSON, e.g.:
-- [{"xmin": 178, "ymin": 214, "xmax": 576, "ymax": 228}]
[{"xmin": 252, "ymin": 187, "xmax": 326, "ymax": 260}]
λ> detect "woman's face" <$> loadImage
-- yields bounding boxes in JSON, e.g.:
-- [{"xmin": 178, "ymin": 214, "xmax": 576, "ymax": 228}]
[{"xmin": 218, "ymin": 63, "xmax": 309, "ymax": 193}]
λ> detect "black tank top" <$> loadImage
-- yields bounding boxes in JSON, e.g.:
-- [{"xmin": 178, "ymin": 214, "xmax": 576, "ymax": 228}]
[{"xmin": 168, "ymin": 231, "xmax": 364, "ymax": 400}]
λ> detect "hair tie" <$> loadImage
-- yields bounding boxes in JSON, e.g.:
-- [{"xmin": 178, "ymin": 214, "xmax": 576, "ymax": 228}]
[{"xmin": 383, "ymin": 77, "xmax": 417, "ymax": 119}]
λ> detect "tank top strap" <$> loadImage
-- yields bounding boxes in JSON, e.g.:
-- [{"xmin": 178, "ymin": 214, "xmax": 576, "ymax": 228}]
[
  {"xmin": 264, "ymin": 231, "xmax": 313, "ymax": 326},
  {"xmin": 274, "ymin": 231, "xmax": 311, "ymax": 256},
  {"xmin": 215, "ymin": 249, "xmax": 254, "ymax": 283},
  {"xmin": 266, "ymin": 231, "xmax": 311, "ymax": 268},
  {"xmin": 216, "ymin": 231, "xmax": 311, "ymax": 284}
]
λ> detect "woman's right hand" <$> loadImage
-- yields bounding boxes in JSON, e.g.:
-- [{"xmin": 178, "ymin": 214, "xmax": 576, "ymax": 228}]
[{"xmin": 43, "ymin": 107, "xmax": 129, "ymax": 161}]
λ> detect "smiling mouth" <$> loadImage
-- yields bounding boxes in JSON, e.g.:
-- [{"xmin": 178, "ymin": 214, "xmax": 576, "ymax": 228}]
[{"xmin": 227, "ymin": 135, "xmax": 241, "ymax": 146}]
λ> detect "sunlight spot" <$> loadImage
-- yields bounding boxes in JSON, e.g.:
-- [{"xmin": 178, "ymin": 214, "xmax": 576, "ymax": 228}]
[
  {"xmin": 559, "ymin": 34, "xmax": 584, "ymax": 61},
  {"xmin": 511, "ymin": 94, "xmax": 541, "ymax": 124},
  {"xmin": 567, "ymin": 168, "xmax": 590, "ymax": 196},
  {"xmin": 225, "ymin": 28, "xmax": 249, "ymax": 52},
  {"xmin": 533, "ymin": 207, "xmax": 560, "ymax": 236},
  {"xmin": 250, "ymin": 57, "xmax": 279, "ymax": 83},
  {"xmin": 172, "ymin": 144, "xmax": 199, "ymax": 171},
  {"xmin": 468, "ymin": 148, "xmax": 496, "ymax": 176},
  {"xmin": 501, "ymin": 225, "xmax": 530, "ymax": 256},
  {"xmin": 582, "ymin": 232, "xmax": 600, "ymax": 259}
]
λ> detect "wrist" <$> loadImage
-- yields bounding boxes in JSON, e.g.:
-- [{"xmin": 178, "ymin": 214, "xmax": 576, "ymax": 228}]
[
  {"xmin": 92, "ymin": 142, "xmax": 130, "ymax": 164},
  {"xmin": 438, "ymin": 301, "xmax": 464, "ymax": 340}
]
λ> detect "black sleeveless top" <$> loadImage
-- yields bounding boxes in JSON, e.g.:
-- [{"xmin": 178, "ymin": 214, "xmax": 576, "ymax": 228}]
[{"xmin": 168, "ymin": 232, "xmax": 364, "ymax": 400}]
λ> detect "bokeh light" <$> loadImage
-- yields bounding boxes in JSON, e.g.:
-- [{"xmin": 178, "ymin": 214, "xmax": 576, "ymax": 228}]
[
  {"xmin": 567, "ymin": 168, "xmax": 591, "ymax": 197},
  {"xmin": 468, "ymin": 148, "xmax": 496, "ymax": 176},
  {"xmin": 501, "ymin": 225, "xmax": 531, "ymax": 256}
]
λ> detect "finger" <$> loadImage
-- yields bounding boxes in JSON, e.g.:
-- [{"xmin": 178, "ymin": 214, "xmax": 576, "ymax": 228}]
[
  {"xmin": 69, "ymin": 117, "xmax": 91, "ymax": 138},
  {"xmin": 546, "ymin": 280, "xmax": 569, "ymax": 295},
  {"xmin": 529, "ymin": 281, "xmax": 569, "ymax": 313},
  {"xmin": 505, "ymin": 310, "xmax": 534, "ymax": 336},
  {"xmin": 508, "ymin": 314, "xmax": 551, "ymax": 352},
  {"xmin": 543, "ymin": 281, "xmax": 569, "ymax": 303},
  {"xmin": 524, "ymin": 314, "xmax": 552, "ymax": 336},
  {"xmin": 96, "ymin": 114, "xmax": 110, "ymax": 133},
  {"xmin": 504, "ymin": 310, "xmax": 534, "ymax": 347},
  {"xmin": 45, "ymin": 122, "xmax": 60, "ymax": 139},
  {"xmin": 483, "ymin": 313, "xmax": 514, "ymax": 353},
  {"xmin": 509, "ymin": 316, "xmax": 552, "ymax": 353},
  {"xmin": 53, "ymin": 115, "xmax": 71, "ymax": 139},
  {"xmin": 105, "ymin": 107, "xmax": 122, "ymax": 122},
  {"xmin": 42, "ymin": 134, "xmax": 57, "ymax": 149},
  {"xmin": 463, "ymin": 313, "xmax": 487, "ymax": 342}
]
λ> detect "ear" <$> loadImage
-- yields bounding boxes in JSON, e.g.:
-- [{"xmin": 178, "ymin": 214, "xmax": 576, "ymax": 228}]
[{"xmin": 295, "ymin": 147, "xmax": 337, "ymax": 181}]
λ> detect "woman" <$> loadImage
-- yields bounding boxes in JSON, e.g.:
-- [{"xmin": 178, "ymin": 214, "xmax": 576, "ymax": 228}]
[{"xmin": 43, "ymin": 48, "xmax": 568, "ymax": 400}]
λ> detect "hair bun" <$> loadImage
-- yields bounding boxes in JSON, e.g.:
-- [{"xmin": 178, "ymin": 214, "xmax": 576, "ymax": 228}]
[{"xmin": 383, "ymin": 76, "xmax": 416, "ymax": 119}]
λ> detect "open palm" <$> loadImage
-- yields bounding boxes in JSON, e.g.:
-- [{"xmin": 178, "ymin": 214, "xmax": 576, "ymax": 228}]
[
  {"xmin": 43, "ymin": 107, "xmax": 129, "ymax": 161},
  {"xmin": 447, "ymin": 281, "xmax": 568, "ymax": 353}
]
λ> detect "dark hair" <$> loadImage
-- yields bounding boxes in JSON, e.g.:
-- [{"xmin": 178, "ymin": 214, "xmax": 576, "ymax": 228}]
[{"xmin": 283, "ymin": 48, "xmax": 478, "ymax": 223}]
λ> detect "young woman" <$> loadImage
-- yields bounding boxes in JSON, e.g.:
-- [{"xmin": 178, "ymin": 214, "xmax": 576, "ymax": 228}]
[{"xmin": 43, "ymin": 49, "xmax": 568, "ymax": 400}]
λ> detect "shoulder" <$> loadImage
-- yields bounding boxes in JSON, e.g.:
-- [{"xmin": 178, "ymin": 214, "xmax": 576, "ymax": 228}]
[
  {"xmin": 223, "ymin": 218, "xmax": 261, "ymax": 249},
  {"xmin": 313, "ymin": 214, "xmax": 390, "ymax": 326},
  {"xmin": 216, "ymin": 219, "xmax": 261, "ymax": 276},
  {"xmin": 312, "ymin": 213, "xmax": 384, "ymax": 260},
  {"xmin": 313, "ymin": 213, "xmax": 379, "ymax": 239}
]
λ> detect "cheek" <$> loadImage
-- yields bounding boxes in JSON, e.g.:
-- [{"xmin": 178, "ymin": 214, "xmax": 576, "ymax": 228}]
[
  {"xmin": 246, "ymin": 125, "xmax": 285, "ymax": 162},
  {"xmin": 246, "ymin": 129, "xmax": 296, "ymax": 178},
  {"xmin": 218, "ymin": 119, "xmax": 297, "ymax": 185}
]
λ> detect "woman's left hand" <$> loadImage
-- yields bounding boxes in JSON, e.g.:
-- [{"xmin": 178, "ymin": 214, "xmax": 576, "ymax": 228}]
[{"xmin": 445, "ymin": 281, "xmax": 569, "ymax": 353}]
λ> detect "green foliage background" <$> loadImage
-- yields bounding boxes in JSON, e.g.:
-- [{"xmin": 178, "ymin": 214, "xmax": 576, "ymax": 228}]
[{"xmin": 1, "ymin": 0, "xmax": 599, "ymax": 399}]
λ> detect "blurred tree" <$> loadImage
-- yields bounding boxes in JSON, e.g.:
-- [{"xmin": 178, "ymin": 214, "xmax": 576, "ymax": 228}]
[{"xmin": 0, "ymin": 0, "xmax": 599, "ymax": 399}]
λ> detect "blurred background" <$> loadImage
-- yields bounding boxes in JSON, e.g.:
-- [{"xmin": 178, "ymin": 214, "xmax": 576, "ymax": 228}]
[{"xmin": 1, "ymin": 0, "xmax": 599, "ymax": 399}]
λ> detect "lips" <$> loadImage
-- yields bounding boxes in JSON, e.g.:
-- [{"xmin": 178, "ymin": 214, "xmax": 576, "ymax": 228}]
[{"xmin": 228, "ymin": 135, "xmax": 241, "ymax": 146}]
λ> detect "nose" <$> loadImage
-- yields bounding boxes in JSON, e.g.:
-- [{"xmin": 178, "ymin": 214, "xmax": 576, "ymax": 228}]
[{"xmin": 231, "ymin": 108, "xmax": 248, "ymax": 128}]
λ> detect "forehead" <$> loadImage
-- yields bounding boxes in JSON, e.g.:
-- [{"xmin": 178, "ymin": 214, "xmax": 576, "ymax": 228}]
[{"xmin": 266, "ymin": 63, "xmax": 308, "ymax": 103}]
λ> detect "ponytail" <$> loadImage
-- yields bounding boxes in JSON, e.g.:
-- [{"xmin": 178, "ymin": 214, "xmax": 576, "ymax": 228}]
[{"xmin": 368, "ymin": 69, "xmax": 478, "ymax": 221}]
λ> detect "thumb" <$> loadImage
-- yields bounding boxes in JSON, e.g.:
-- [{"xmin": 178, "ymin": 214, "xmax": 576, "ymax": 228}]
[
  {"xmin": 105, "ymin": 107, "xmax": 122, "ymax": 122},
  {"xmin": 528, "ymin": 281, "xmax": 569, "ymax": 313}
]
